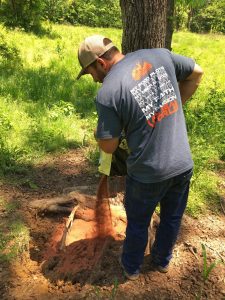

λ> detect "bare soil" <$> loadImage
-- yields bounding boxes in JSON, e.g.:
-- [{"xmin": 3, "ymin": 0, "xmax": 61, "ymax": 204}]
[{"xmin": 0, "ymin": 149, "xmax": 224, "ymax": 300}]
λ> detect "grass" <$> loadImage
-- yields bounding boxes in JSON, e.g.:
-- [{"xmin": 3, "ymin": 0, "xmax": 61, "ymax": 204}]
[
  {"xmin": 196, "ymin": 244, "xmax": 223, "ymax": 300},
  {"xmin": 0, "ymin": 197, "xmax": 29, "ymax": 262},
  {"xmin": 93, "ymin": 277, "xmax": 119, "ymax": 299},
  {"xmin": 172, "ymin": 31, "xmax": 225, "ymax": 216},
  {"xmin": 0, "ymin": 24, "xmax": 224, "ymax": 220}
]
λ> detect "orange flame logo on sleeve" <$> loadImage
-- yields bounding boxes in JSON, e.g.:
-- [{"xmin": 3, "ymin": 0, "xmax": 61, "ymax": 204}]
[{"xmin": 132, "ymin": 62, "xmax": 152, "ymax": 81}]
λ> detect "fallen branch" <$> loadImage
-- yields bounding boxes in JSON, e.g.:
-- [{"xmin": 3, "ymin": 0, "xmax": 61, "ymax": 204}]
[
  {"xmin": 29, "ymin": 195, "xmax": 76, "ymax": 213},
  {"xmin": 29, "ymin": 190, "xmax": 97, "ymax": 213}
]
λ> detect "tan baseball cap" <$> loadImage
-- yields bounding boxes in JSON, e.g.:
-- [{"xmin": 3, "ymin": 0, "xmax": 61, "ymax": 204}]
[{"xmin": 77, "ymin": 35, "xmax": 114, "ymax": 80}]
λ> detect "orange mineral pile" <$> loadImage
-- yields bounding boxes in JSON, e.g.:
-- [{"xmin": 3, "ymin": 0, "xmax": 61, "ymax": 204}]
[{"xmin": 41, "ymin": 176, "xmax": 126, "ymax": 282}]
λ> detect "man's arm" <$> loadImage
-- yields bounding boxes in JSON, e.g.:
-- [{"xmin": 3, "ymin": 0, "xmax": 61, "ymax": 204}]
[
  {"xmin": 94, "ymin": 127, "xmax": 120, "ymax": 154},
  {"xmin": 97, "ymin": 137, "xmax": 119, "ymax": 154},
  {"xmin": 179, "ymin": 63, "xmax": 203, "ymax": 105}
]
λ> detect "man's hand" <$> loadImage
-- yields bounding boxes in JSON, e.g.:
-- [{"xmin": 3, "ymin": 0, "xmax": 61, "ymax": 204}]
[{"xmin": 179, "ymin": 63, "xmax": 203, "ymax": 105}]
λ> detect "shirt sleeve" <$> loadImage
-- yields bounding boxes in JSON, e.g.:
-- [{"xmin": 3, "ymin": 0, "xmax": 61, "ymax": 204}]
[
  {"xmin": 95, "ymin": 101, "xmax": 122, "ymax": 139},
  {"xmin": 170, "ymin": 52, "xmax": 195, "ymax": 82}
]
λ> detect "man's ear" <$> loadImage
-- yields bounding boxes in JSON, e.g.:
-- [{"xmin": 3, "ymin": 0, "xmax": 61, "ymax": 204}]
[{"xmin": 96, "ymin": 57, "xmax": 108, "ymax": 70}]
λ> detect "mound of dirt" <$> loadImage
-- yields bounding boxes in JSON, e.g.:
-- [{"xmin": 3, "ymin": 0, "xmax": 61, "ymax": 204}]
[{"xmin": 41, "ymin": 177, "xmax": 127, "ymax": 284}]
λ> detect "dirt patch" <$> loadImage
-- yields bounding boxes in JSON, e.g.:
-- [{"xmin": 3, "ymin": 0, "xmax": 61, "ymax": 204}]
[
  {"xmin": 41, "ymin": 191, "xmax": 126, "ymax": 284},
  {"xmin": 0, "ymin": 149, "xmax": 225, "ymax": 300}
]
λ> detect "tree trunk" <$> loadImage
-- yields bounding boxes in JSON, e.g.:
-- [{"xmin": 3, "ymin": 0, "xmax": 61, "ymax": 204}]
[
  {"xmin": 165, "ymin": 0, "xmax": 174, "ymax": 51},
  {"xmin": 120, "ymin": 0, "xmax": 168, "ymax": 54},
  {"xmin": 187, "ymin": 7, "xmax": 193, "ymax": 31}
]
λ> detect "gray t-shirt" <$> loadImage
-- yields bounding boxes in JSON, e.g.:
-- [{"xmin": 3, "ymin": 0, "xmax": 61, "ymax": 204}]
[{"xmin": 96, "ymin": 48, "xmax": 195, "ymax": 183}]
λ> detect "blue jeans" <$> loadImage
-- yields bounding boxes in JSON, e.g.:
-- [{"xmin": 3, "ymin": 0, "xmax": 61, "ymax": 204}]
[{"xmin": 121, "ymin": 169, "xmax": 193, "ymax": 275}]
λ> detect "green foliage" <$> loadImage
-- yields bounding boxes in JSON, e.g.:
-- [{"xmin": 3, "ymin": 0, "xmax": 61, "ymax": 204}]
[
  {"xmin": 172, "ymin": 31, "xmax": 225, "ymax": 215},
  {"xmin": 0, "ymin": 0, "xmax": 121, "ymax": 29},
  {"xmin": 174, "ymin": 3, "xmax": 188, "ymax": 31},
  {"xmin": 201, "ymin": 244, "xmax": 218, "ymax": 282},
  {"xmin": 175, "ymin": 0, "xmax": 207, "ymax": 7},
  {"xmin": 93, "ymin": 278, "xmax": 119, "ymax": 299},
  {"xmin": 174, "ymin": 0, "xmax": 207, "ymax": 31},
  {"xmin": 1, "ymin": 0, "xmax": 224, "ymax": 33},
  {"xmin": 42, "ymin": 0, "xmax": 77, "ymax": 24},
  {"xmin": 0, "ymin": 0, "xmax": 44, "ymax": 32},
  {"xmin": 185, "ymin": 88, "xmax": 225, "ymax": 169},
  {"xmin": 175, "ymin": 0, "xmax": 225, "ymax": 33},
  {"xmin": 0, "ymin": 28, "xmax": 21, "ymax": 64},
  {"xmin": 110, "ymin": 278, "xmax": 119, "ymax": 300},
  {"xmin": 196, "ymin": 243, "xmax": 223, "ymax": 299},
  {"xmin": 190, "ymin": 0, "xmax": 225, "ymax": 33},
  {"xmin": 9, "ymin": 220, "xmax": 30, "ymax": 257},
  {"xmin": 0, "ymin": 198, "xmax": 29, "ymax": 262},
  {"xmin": 5, "ymin": 199, "xmax": 20, "ymax": 212},
  {"xmin": 0, "ymin": 25, "xmax": 102, "ymax": 175},
  {"xmin": 75, "ymin": 0, "xmax": 121, "ymax": 28},
  {"xmin": 0, "ymin": 97, "xmax": 19, "ymax": 174}
]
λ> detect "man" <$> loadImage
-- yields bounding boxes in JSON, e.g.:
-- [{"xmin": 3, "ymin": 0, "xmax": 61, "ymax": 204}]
[{"xmin": 77, "ymin": 35, "xmax": 203, "ymax": 280}]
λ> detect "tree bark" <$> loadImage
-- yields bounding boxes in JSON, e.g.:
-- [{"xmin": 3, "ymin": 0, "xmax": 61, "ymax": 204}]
[
  {"xmin": 165, "ymin": 0, "xmax": 174, "ymax": 50},
  {"xmin": 120, "ymin": 0, "xmax": 168, "ymax": 54}
]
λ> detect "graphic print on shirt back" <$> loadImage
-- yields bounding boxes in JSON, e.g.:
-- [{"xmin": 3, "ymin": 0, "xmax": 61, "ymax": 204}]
[
  {"xmin": 132, "ymin": 62, "xmax": 152, "ymax": 81},
  {"xmin": 130, "ymin": 63, "xmax": 178, "ymax": 128}
]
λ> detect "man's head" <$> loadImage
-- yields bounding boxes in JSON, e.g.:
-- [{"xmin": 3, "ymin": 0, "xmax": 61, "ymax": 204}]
[{"xmin": 77, "ymin": 35, "xmax": 120, "ymax": 83}]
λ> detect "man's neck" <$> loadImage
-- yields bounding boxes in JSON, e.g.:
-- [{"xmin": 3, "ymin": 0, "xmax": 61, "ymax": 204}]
[
  {"xmin": 112, "ymin": 52, "xmax": 125, "ymax": 64},
  {"xmin": 108, "ymin": 52, "xmax": 125, "ymax": 71}
]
